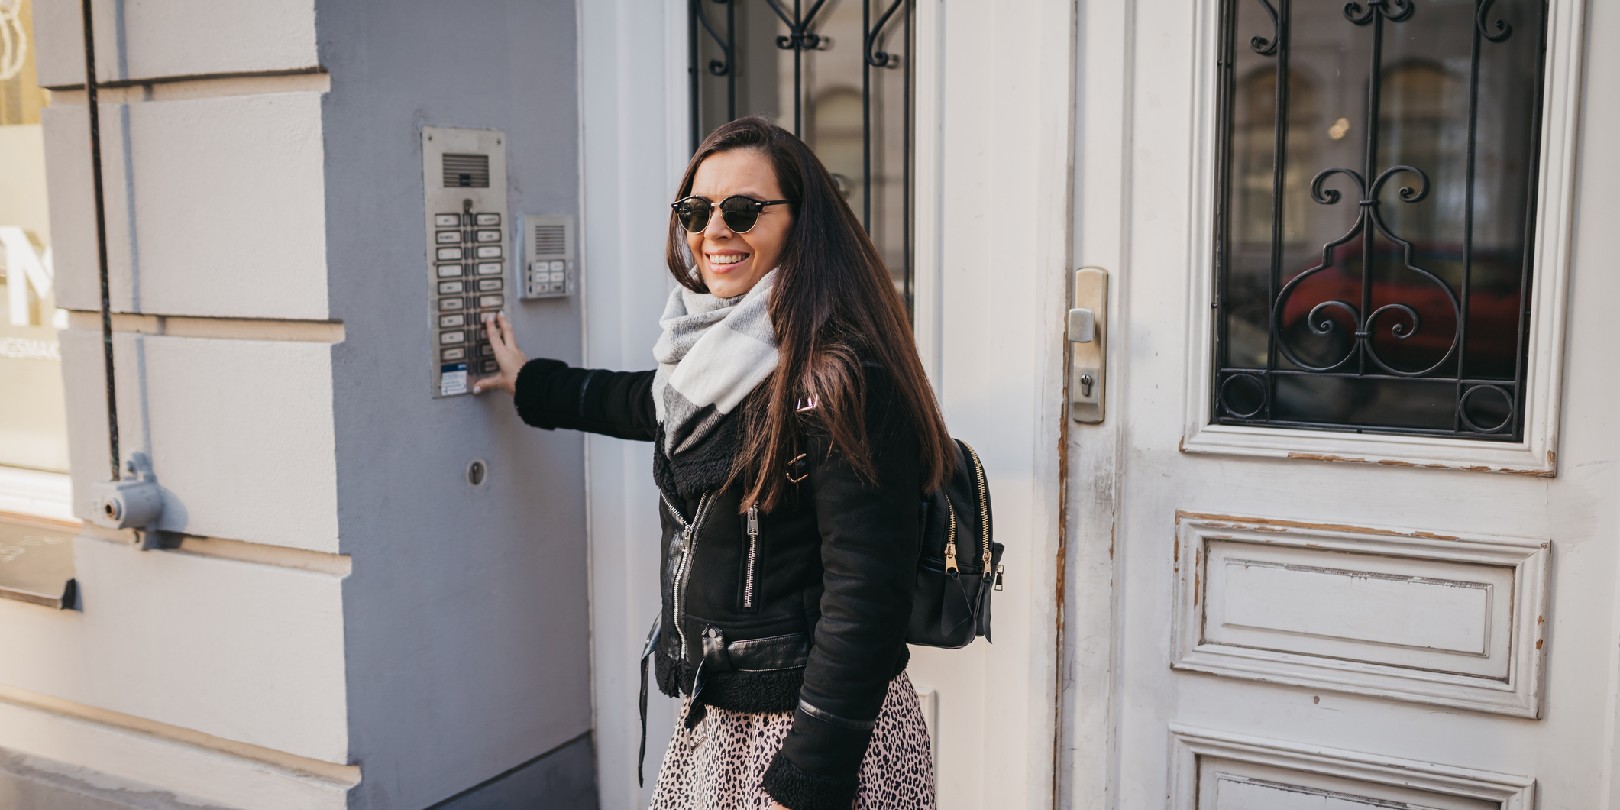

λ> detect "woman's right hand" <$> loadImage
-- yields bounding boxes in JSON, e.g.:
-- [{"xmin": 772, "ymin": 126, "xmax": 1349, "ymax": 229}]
[{"xmin": 472, "ymin": 311, "xmax": 526, "ymax": 396}]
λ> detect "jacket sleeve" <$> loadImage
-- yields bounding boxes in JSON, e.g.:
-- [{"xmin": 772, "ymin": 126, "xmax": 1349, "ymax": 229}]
[
  {"xmin": 511, "ymin": 357, "xmax": 658, "ymax": 442},
  {"xmin": 762, "ymin": 366, "xmax": 923, "ymax": 810}
]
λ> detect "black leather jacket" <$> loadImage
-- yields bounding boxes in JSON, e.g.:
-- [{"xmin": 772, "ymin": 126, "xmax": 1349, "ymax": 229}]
[{"xmin": 513, "ymin": 358, "xmax": 920, "ymax": 810}]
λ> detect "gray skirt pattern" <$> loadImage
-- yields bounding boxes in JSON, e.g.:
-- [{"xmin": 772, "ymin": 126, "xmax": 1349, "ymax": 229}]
[{"xmin": 649, "ymin": 672, "xmax": 937, "ymax": 809}]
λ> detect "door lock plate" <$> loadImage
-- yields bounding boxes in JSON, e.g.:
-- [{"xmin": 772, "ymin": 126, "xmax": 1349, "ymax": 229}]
[{"xmin": 1070, "ymin": 267, "xmax": 1108, "ymax": 423}]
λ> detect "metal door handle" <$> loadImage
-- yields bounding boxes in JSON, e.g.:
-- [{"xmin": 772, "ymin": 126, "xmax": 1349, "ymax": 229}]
[{"xmin": 1069, "ymin": 267, "xmax": 1108, "ymax": 423}]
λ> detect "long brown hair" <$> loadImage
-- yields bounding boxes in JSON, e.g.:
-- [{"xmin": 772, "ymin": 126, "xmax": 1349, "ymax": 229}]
[{"xmin": 666, "ymin": 116, "xmax": 955, "ymax": 511}]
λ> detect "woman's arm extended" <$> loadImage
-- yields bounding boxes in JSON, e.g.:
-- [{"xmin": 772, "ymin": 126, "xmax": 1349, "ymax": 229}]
[
  {"xmin": 762, "ymin": 364, "xmax": 922, "ymax": 810},
  {"xmin": 475, "ymin": 312, "xmax": 657, "ymax": 441}
]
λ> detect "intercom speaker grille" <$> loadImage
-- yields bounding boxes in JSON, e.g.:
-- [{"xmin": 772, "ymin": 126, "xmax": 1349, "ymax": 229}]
[
  {"xmin": 533, "ymin": 224, "xmax": 567, "ymax": 256},
  {"xmin": 442, "ymin": 153, "xmax": 491, "ymax": 188}
]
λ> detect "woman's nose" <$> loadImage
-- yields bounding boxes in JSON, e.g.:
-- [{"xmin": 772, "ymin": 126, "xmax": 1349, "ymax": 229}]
[{"xmin": 702, "ymin": 207, "xmax": 733, "ymax": 239}]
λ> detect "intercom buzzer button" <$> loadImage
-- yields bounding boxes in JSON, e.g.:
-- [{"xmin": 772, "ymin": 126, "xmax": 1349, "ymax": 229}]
[
  {"xmin": 476, "ymin": 262, "xmax": 502, "ymax": 275},
  {"xmin": 480, "ymin": 360, "xmax": 499, "ymax": 374},
  {"xmin": 439, "ymin": 314, "xmax": 466, "ymax": 328},
  {"xmin": 478, "ymin": 278, "xmax": 503, "ymax": 291},
  {"xmin": 475, "ymin": 213, "xmax": 500, "ymax": 227},
  {"xmin": 439, "ymin": 331, "xmax": 467, "ymax": 345},
  {"xmin": 438, "ymin": 280, "xmax": 465, "ymax": 294},
  {"xmin": 479, "ymin": 344, "xmax": 494, "ymax": 357},
  {"xmin": 442, "ymin": 347, "xmax": 467, "ymax": 361},
  {"xmin": 478, "ymin": 295, "xmax": 503, "ymax": 308},
  {"xmin": 436, "ymin": 264, "xmax": 464, "ymax": 278},
  {"xmin": 436, "ymin": 247, "xmax": 463, "ymax": 261},
  {"xmin": 475, "ymin": 245, "xmax": 502, "ymax": 259},
  {"xmin": 439, "ymin": 297, "xmax": 465, "ymax": 311},
  {"xmin": 475, "ymin": 229, "xmax": 501, "ymax": 243},
  {"xmin": 435, "ymin": 230, "xmax": 460, "ymax": 244},
  {"xmin": 434, "ymin": 214, "xmax": 460, "ymax": 228}
]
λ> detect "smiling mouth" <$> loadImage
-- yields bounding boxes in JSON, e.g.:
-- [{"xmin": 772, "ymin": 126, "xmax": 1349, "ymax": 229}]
[{"xmin": 707, "ymin": 253, "xmax": 749, "ymax": 268}]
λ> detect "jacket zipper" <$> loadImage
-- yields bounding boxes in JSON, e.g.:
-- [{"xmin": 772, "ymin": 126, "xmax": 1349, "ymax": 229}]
[
  {"xmin": 662, "ymin": 492, "xmax": 713, "ymax": 663},
  {"xmin": 742, "ymin": 503, "xmax": 760, "ymax": 610}
]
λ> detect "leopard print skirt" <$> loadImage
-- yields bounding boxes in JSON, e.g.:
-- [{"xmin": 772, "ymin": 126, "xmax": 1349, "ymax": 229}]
[{"xmin": 649, "ymin": 672, "xmax": 937, "ymax": 809}]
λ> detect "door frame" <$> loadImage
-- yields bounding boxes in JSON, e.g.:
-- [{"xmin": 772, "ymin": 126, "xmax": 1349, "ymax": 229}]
[{"xmin": 580, "ymin": 1, "xmax": 1080, "ymax": 805}]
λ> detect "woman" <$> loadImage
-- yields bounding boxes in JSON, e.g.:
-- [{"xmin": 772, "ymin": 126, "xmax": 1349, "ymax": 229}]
[{"xmin": 475, "ymin": 116, "xmax": 953, "ymax": 810}]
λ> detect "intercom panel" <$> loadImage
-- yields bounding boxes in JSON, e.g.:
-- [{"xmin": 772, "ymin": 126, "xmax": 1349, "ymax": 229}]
[
  {"xmin": 422, "ymin": 127, "xmax": 509, "ymax": 398},
  {"xmin": 521, "ymin": 214, "xmax": 576, "ymax": 299}
]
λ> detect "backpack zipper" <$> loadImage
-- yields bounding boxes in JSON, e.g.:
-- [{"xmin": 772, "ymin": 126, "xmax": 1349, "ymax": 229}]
[
  {"xmin": 743, "ymin": 503, "xmax": 760, "ymax": 609},
  {"xmin": 959, "ymin": 441, "xmax": 993, "ymax": 578}
]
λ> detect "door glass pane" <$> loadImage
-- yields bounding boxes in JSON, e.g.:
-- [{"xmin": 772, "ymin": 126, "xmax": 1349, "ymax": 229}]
[
  {"xmin": 689, "ymin": 0, "xmax": 914, "ymax": 310},
  {"xmin": 0, "ymin": 0, "xmax": 69, "ymax": 474},
  {"xmin": 1212, "ymin": 0, "xmax": 1547, "ymax": 440}
]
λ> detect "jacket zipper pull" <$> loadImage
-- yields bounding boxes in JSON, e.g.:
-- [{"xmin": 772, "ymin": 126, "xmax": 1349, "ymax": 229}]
[{"xmin": 743, "ymin": 504, "xmax": 761, "ymax": 610}]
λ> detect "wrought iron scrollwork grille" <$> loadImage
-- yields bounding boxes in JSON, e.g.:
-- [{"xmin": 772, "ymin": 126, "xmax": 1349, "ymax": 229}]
[
  {"xmin": 1212, "ymin": 0, "xmax": 1549, "ymax": 440},
  {"xmin": 689, "ymin": 0, "xmax": 915, "ymax": 310}
]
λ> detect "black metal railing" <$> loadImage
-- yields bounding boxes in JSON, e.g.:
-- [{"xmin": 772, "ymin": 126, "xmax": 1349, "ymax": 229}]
[
  {"xmin": 689, "ymin": 0, "xmax": 915, "ymax": 310},
  {"xmin": 1212, "ymin": 0, "xmax": 1549, "ymax": 440}
]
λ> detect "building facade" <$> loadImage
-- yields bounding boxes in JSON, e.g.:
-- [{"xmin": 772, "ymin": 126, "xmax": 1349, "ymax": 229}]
[{"xmin": 1, "ymin": 1, "xmax": 1616, "ymax": 809}]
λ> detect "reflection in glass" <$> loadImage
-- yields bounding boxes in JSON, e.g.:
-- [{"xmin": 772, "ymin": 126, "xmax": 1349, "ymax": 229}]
[
  {"xmin": 0, "ymin": 0, "xmax": 69, "ymax": 473},
  {"xmin": 690, "ymin": 0, "xmax": 914, "ymax": 309},
  {"xmin": 1213, "ymin": 0, "xmax": 1546, "ymax": 440}
]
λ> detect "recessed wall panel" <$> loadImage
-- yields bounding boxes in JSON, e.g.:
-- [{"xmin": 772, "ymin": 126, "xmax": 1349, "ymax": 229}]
[
  {"xmin": 1172, "ymin": 728, "xmax": 1535, "ymax": 810},
  {"xmin": 1172, "ymin": 514, "xmax": 1548, "ymax": 716}
]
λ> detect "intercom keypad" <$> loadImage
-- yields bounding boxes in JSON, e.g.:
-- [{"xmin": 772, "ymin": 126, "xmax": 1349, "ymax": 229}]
[
  {"xmin": 423, "ymin": 126, "xmax": 509, "ymax": 398},
  {"xmin": 431, "ymin": 209, "xmax": 506, "ymax": 395}
]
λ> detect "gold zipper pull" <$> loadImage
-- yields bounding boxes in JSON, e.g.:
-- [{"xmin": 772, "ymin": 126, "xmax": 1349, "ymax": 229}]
[{"xmin": 945, "ymin": 541, "xmax": 959, "ymax": 576}]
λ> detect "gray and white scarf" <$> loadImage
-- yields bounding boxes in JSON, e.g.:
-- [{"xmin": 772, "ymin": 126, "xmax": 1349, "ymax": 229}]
[{"xmin": 652, "ymin": 270, "xmax": 779, "ymax": 456}]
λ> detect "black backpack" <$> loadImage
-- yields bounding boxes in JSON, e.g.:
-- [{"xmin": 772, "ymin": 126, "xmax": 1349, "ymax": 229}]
[{"xmin": 908, "ymin": 438, "xmax": 1002, "ymax": 647}]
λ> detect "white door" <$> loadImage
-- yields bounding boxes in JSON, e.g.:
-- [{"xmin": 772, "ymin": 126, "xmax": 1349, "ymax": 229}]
[{"xmin": 1065, "ymin": 1, "xmax": 1620, "ymax": 809}]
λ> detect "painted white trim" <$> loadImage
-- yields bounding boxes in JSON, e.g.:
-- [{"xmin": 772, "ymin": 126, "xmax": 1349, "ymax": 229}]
[
  {"xmin": 912, "ymin": 0, "xmax": 1074, "ymax": 805},
  {"xmin": 910, "ymin": 0, "xmax": 944, "ymax": 388},
  {"xmin": 0, "ymin": 467, "xmax": 73, "ymax": 523},
  {"xmin": 1169, "ymin": 726, "xmax": 1537, "ymax": 810},
  {"xmin": 576, "ymin": 3, "xmax": 691, "ymax": 808},
  {"xmin": 1061, "ymin": 0, "xmax": 1135, "ymax": 808},
  {"xmin": 1176, "ymin": 0, "xmax": 1589, "ymax": 477},
  {"xmin": 1170, "ymin": 514, "xmax": 1549, "ymax": 718}
]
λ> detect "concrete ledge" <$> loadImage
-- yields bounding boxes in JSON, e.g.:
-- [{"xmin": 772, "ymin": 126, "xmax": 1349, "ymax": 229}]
[
  {"xmin": 0, "ymin": 697, "xmax": 354, "ymax": 810},
  {"xmin": 0, "ymin": 747, "xmax": 229, "ymax": 810}
]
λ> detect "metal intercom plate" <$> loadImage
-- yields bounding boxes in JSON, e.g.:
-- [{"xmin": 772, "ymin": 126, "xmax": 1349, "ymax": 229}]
[
  {"xmin": 422, "ymin": 127, "xmax": 509, "ymax": 398},
  {"xmin": 521, "ymin": 214, "xmax": 575, "ymax": 299}
]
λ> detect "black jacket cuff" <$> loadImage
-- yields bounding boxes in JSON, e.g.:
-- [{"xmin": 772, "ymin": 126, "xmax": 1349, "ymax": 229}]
[
  {"xmin": 761, "ymin": 749, "xmax": 861, "ymax": 810},
  {"xmin": 512, "ymin": 357, "xmax": 570, "ymax": 429}
]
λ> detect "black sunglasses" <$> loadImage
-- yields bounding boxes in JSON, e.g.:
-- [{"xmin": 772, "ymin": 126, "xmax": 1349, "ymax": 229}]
[{"xmin": 671, "ymin": 195, "xmax": 791, "ymax": 234}]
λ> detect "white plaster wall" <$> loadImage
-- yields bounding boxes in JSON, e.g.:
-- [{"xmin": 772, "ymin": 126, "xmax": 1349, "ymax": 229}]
[
  {"xmin": 42, "ymin": 94, "xmax": 330, "ymax": 320},
  {"xmin": 58, "ymin": 331, "xmax": 340, "ymax": 552},
  {"xmin": 33, "ymin": 0, "xmax": 320, "ymax": 87},
  {"xmin": 577, "ymin": 3, "xmax": 692, "ymax": 807},
  {"xmin": 13, "ymin": 2, "xmax": 354, "ymax": 805}
]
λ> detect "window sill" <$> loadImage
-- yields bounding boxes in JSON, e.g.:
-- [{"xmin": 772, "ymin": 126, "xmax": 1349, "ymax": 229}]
[{"xmin": 0, "ymin": 514, "xmax": 78, "ymax": 610}]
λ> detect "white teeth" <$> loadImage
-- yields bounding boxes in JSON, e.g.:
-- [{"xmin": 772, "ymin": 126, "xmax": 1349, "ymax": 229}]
[{"xmin": 709, "ymin": 254, "xmax": 747, "ymax": 266}]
